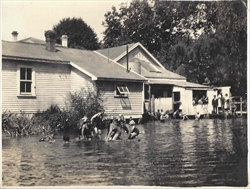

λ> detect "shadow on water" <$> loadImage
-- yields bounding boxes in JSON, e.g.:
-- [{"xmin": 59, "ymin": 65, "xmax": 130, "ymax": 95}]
[{"xmin": 2, "ymin": 118, "xmax": 248, "ymax": 187}]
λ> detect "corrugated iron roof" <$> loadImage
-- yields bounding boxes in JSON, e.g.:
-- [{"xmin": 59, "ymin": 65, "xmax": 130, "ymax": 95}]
[
  {"xmin": 147, "ymin": 79, "xmax": 211, "ymax": 89},
  {"xmin": 97, "ymin": 43, "xmax": 186, "ymax": 80},
  {"xmin": 96, "ymin": 43, "xmax": 136, "ymax": 60},
  {"xmin": 2, "ymin": 40, "xmax": 146, "ymax": 81},
  {"xmin": 18, "ymin": 37, "xmax": 46, "ymax": 45}
]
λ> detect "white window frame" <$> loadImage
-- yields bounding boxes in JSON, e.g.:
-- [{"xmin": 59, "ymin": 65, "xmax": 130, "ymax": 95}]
[
  {"xmin": 17, "ymin": 65, "xmax": 36, "ymax": 96},
  {"xmin": 115, "ymin": 85, "xmax": 129, "ymax": 96}
]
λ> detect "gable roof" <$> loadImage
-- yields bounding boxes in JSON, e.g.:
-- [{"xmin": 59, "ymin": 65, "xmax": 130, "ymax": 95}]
[
  {"xmin": 97, "ymin": 42, "xmax": 186, "ymax": 80},
  {"xmin": 18, "ymin": 37, "xmax": 46, "ymax": 45},
  {"xmin": 2, "ymin": 40, "xmax": 146, "ymax": 82},
  {"xmin": 96, "ymin": 43, "xmax": 135, "ymax": 60}
]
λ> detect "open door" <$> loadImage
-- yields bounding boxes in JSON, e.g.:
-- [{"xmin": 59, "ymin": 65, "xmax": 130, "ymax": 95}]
[{"xmin": 173, "ymin": 92, "xmax": 180, "ymax": 111}]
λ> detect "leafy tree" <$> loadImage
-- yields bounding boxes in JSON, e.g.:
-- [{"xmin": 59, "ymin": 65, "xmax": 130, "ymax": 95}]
[
  {"xmin": 53, "ymin": 17, "xmax": 100, "ymax": 50},
  {"xmin": 102, "ymin": 0, "xmax": 247, "ymax": 96}
]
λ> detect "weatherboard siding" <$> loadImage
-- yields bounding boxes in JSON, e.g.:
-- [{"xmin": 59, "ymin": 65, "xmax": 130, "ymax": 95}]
[
  {"xmin": 70, "ymin": 67, "xmax": 95, "ymax": 93},
  {"xmin": 2, "ymin": 60, "xmax": 71, "ymax": 113},
  {"xmin": 98, "ymin": 81, "xmax": 143, "ymax": 119}
]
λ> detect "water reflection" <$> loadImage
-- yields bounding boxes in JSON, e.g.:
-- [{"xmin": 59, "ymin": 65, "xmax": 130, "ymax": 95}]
[{"xmin": 2, "ymin": 118, "xmax": 248, "ymax": 186}]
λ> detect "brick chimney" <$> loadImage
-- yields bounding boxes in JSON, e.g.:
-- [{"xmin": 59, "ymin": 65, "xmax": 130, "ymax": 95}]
[
  {"xmin": 61, "ymin": 35, "xmax": 68, "ymax": 47},
  {"xmin": 44, "ymin": 30, "xmax": 57, "ymax": 52},
  {"xmin": 11, "ymin": 31, "xmax": 18, "ymax": 41}
]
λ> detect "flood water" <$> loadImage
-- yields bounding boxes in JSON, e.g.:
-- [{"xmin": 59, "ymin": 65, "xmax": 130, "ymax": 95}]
[{"xmin": 2, "ymin": 118, "xmax": 248, "ymax": 187}]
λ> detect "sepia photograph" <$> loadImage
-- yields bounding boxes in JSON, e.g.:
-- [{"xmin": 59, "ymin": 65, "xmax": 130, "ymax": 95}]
[{"xmin": 1, "ymin": 0, "xmax": 248, "ymax": 188}]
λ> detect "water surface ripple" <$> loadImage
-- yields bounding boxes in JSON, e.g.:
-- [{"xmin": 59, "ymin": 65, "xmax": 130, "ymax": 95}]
[{"xmin": 2, "ymin": 118, "xmax": 248, "ymax": 186}]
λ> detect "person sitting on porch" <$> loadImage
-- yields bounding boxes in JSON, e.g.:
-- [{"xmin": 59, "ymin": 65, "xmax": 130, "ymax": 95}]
[
  {"xmin": 202, "ymin": 95, "xmax": 208, "ymax": 105},
  {"xmin": 156, "ymin": 109, "xmax": 161, "ymax": 120},
  {"xmin": 179, "ymin": 112, "xmax": 189, "ymax": 121},
  {"xmin": 160, "ymin": 109, "xmax": 165, "ymax": 121},
  {"xmin": 195, "ymin": 112, "xmax": 201, "ymax": 120},
  {"xmin": 173, "ymin": 109, "xmax": 179, "ymax": 119},
  {"xmin": 198, "ymin": 97, "xmax": 203, "ymax": 104},
  {"xmin": 193, "ymin": 96, "xmax": 199, "ymax": 105},
  {"xmin": 90, "ymin": 111, "xmax": 105, "ymax": 136},
  {"xmin": 168, "ymin": 109, "xmax": 174, "ymax": 119},
  {"xmin": 179, "ymin": 102, "xmax": 182, "ymax": 113},
  {"xmin": 128, "ymin": 117, "xmax": 140, "ymax": 139}
]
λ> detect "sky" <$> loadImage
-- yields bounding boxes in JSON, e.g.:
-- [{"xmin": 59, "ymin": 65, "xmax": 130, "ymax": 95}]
[{"xmin": 1, "ymin": 0, "xmax": 129, "ymax": 42}]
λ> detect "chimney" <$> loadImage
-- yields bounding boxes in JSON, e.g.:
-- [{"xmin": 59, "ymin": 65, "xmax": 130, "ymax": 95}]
[
  {"xmin": 61, "ymin": 35, "xmax": 68, "ymax": 47},
  {"xmin": 11, "ymin": 31, "xmax": 18, "ymax": 41},
  {"xmin": 44, "ymin": 30, "xmax": 57, "ymax": 52}
]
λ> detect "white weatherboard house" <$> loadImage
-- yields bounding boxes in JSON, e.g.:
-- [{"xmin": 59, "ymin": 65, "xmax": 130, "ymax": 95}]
[
  {"xmin": 97, "ymin": 43, "xmax": 220, "ymax": 116},
  {"xmin": 2, "ymin": 31, "xmax": 146, "ymax": 119}
]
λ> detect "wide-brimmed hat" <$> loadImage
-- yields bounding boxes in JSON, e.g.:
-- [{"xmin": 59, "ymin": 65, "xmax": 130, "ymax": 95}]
[{"xmin": 81, "ymin": 116, "xmax": 88, "ymax": 122}]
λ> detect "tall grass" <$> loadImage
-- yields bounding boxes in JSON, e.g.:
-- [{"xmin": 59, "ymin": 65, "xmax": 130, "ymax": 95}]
[{"xmin": 2, "ymin": 87, "xmax": 104, "ymax": 137}]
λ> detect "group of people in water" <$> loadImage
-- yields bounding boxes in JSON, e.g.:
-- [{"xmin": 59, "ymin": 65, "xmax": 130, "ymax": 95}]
[
  {"xmin": 39, "ymin": 111, "xmax": 141, "ymax": 143},
  {"xmin": 146, "ymin": 102, "xmax": 198, "ymax": 122},
  {"xmin": 76, "ymin": 112, "xmax": 140, "ymax": 141}
]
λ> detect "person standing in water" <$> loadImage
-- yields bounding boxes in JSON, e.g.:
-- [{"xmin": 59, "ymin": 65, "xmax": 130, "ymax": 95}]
[{"xmin": 90, "ymin": 111, "xmax": 105, "ymax": 136}]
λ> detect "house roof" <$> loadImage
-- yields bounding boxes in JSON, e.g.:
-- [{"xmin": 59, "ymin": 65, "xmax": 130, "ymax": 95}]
[
  {"xmin": 2, "ymin": 40, "xmax": 146, "ymax": 82},
  {"xmin": 147, "ymin": 79, "xmax": 211, "ymax": 89},
  {"xmin": 97, "ymin": 43, "xmax": 186, "ymax": 80},
  {"xmin": 18, "ymin": 37, "xmax": 46, "ymax": 45},
  {"xmin": 96, "ymin": 43, "xmax": 136, "ymax": 60}
]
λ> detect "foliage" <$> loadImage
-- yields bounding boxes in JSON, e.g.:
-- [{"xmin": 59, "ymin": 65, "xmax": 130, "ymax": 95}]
[
  {"xmin": 2, "ymin": 88, "xmax": 104, "ymax": 137},
  {"xmin": 2, "ymin": 110, "xmax": 34, "ymax": 136},
  {"xmin": 53, "ymin": 17, "xmax": 100, "ymax": 50},
  {"xmin": 65, "ymin": 87, "xmax": 104, "ymax": 130},
  {"xmin": 101, "ymin": 0, "xmax": 247, "ymax": 96}
]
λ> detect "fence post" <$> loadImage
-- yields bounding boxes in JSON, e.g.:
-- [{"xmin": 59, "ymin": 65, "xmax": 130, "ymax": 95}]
[
  {"xmin": 152, "ymin": 94, "xmax": 155, "ymax": 114},
  {"xmin": 240, "ymin": 97, "xmax": 243, "ymax": 115}
]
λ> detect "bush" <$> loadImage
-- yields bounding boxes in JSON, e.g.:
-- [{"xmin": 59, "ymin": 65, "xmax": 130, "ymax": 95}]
[
  {"xmin": 2, "ymin": 110, "xmax": 33, "ymax": 136},
  {"xmin": 65, "ymin": 87, "xmax": 104, "ymax": 130},
  {"xmin": 2, "ymin": 87, "xmax": 104, "ymax": 136}
]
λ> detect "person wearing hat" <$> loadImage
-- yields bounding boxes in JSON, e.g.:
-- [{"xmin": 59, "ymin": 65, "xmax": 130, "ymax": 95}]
[
  {"xmin": 117, "ymin": 114, "xmax": 130, "ymax": 134},
  {"xmin": 127, "ymin": 117, "xmax": 140, "ymax": 139},
  {"xmin": 78, "ymin": 116, "xmax": 91, "ymax": 139}
]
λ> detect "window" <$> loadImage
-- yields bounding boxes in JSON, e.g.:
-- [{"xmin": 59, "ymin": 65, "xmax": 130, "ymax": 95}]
[
  {"xmin": 192, "ymin": 90, "xmax": 207, "ymax": 105},
  {"xmin": 17, "ymin": 66, "xmax": 35, "ymax": 96},
  {"xmin": 116, "ymin": 85, "xmax": 129, "ymax": 96}
]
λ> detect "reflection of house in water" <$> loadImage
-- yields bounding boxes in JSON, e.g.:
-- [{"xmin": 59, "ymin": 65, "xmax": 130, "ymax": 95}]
[{"xmin": 97, "ymin": 43, "xmax": 230, "ymax": 116}]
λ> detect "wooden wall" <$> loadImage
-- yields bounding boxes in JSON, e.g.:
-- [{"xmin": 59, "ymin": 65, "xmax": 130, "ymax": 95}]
[
  {"xmin": 97, "ymin": 80, "xmax": 144, "ymax": 119},
  {"xmin": 2, "ymin": 60, "xmax": 71, "ymax": 113},
  {"xmin": 70, "ymin": 67, "xmax": 95, "ymax": 93}
]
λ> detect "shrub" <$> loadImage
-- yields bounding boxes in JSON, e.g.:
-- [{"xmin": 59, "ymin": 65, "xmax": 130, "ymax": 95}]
[
  {"xmin": 2, "ymin": 87, "xmax": 104, "ymax": 136},
  {"xmin": 65, "ymin": 87, "xmax": 104, "ymax": 130},
  {"xmin": 2, "ymin": 110, "xmax": 33, "ymax": 136}
]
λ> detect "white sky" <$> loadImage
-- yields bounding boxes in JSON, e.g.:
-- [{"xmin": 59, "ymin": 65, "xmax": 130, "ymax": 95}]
[{"xmin": 1, "ymin": 0, "xmax": 128, "ymax": 42}]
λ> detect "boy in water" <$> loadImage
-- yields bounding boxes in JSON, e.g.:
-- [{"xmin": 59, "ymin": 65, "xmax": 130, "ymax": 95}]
[
  {"xmin": 106, "ymin": 117, "xmax": 122, "ymax": 140},
  {"xmin": 128, "ymin": 117, "xmax": 140, "ymax": 139},
  {"xmin": 90, "ymin": 111, "xmax": 105, "ymax": 136},
  {"xmin": 195, "ymin": 112, "xmax": 201, "ymax": 120}
]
